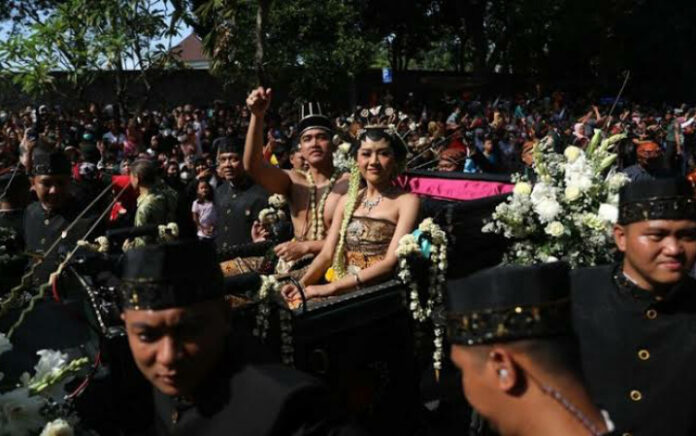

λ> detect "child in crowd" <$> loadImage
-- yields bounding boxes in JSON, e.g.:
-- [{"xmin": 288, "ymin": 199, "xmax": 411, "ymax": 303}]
[{"xmin": 191, "ymin": 179, "xmax": 216, "ymax": 239}]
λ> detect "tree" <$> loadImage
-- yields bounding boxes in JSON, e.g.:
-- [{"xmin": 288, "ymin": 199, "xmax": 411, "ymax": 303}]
[
  {"xmin": 177, "ymin": 0, "xmax": 379, "ymax": 100},
  {"xmin": 0, "ymin": 0, "xmax": 183, "ymax": 108}
]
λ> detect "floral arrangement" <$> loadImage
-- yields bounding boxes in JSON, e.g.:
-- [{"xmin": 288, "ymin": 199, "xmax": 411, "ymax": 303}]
[
  {"xmin": 395, "ymin": 218, "xmax": 448, "ymax": 377},
  {"xmin": 333, "ymin": 142, "xmax": 353, "ymax": 172},
  {"xmin": 258, "ymin": 194, "xmax": 288, "ymax": 227},
  {"xmin": 0, "ymin": 333, "xmax": 88, "ymax": 436},
  {"xmin": 482, "ymin": 130, "xmax": 629, "ymax": 267}
]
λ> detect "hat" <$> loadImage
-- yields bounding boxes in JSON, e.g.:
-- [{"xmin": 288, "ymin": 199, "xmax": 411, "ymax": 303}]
[
  {"xmin": 298, "ymin": 102, "xmax": 332, "ymax": 136},
  {"xmin": 445, "ymin": 262, "xmax": 572, "ymax": 346},
  {"xmin": 355, "ymin": 125, "xmax": 409, "ymax": 163},
  {"xmin": 119, "ymin": 240, "xmax": 224, "ymax": 310},
  {"xmin": 215, "ymin": 136, "xmax": 244, "ymax": 155},
  {"xmin": 32, "ymin": 149, "xmax": 71, "ymax": 176},
  {"xmin": 618, "ymin": 178, "xmax": 696, "ymax": 225}
]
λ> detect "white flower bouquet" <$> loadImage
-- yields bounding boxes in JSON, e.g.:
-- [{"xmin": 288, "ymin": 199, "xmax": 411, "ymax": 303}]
[
  {"xmin": 482, "ymin": 130, "xmax": 629, "ymax": 268},
  {"xmin": 0, "ymin": 334, "xmax": 87, "ymax": 436}
]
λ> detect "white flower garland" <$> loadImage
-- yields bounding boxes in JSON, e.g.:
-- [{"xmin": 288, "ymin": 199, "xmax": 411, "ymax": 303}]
[
  {"xmin": 278, "ymin": 309, "xmax": 294, "ymax": 366},
  {"xmin": 253, "ymin": 275, "xmax": 279, "ymax": 339},
  {"xmin": 305, "ymin": 170, "xmax": 341, "ymax": 241},
  {"xmin": 396, "ymin": 218, "xmax": 448, "ymax": 376},
  {"xmin": 252, "ymin": 276, "xmax": 296, "ymax": 367}
]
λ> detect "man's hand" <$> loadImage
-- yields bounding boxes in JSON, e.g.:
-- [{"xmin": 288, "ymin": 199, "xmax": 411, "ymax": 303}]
[
  {"xmin": 251, "ymin": 220, "xmax": 270, "ymax": 242},
  {"xmin": 22, "ymin": 129, "xmax": 37, "ymax": 152},
  {"xmin": 274, "ymin": 240, "xmax": 307, "ymax": 262},
  {"xmin": 246, "ymin": 87, "xmax": 272, "ymax": 117}
]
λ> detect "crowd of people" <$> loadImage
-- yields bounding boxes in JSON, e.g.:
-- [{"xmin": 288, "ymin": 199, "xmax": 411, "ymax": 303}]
[{"xmin": 2, "ymin": 86, "xmax": 696, "ymax": 435}]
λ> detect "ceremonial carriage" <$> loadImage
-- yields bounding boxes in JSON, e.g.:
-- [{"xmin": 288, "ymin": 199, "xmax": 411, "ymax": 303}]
[
  {"xmin": 216, "ymin": 170, "xmax": 513, "ymax": 433},
  {"xmin": 0, "ymin": 170, "xmax": 512, "ymax": 434}
]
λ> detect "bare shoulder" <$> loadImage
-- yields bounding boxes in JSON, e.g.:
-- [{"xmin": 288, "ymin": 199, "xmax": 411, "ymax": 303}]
[
  {"xmin": 397, "ymin": 191, "xmax": 420, "ymax": 209},
  {"xmin": 334, "ymin": 173, "xmax": 350, "ymax": 194},
  {"xmin": 287, "ymin": 169, "xmax": 309, "ymax": 185},
  {"xmin": 333, "ymin": 172, "xmax": 351, "ymax": 194}
]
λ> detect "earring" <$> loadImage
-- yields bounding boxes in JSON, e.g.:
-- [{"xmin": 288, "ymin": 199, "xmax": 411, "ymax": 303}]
[{"xmin": 498, "ymin": 369, "xmax": 509, "ymax": 379}]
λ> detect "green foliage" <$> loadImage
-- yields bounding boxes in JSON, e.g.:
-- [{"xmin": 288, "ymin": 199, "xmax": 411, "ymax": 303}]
[
  {"xmin": 183, "ymin": 0, "xmax": 380, "ymax": 98},
  {"xmin": 0, "ymin": 0, "xmax": 184, "ymax": 104}
]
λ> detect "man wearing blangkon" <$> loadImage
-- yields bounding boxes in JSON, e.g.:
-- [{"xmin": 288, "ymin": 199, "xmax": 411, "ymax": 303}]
[
  {"xmin": 572, "ymin": 177, "xmax": 696, "ymax": 435},
  {"xmin": 119, "ymin": 240, "xmax": 361, "ymax": 435}
]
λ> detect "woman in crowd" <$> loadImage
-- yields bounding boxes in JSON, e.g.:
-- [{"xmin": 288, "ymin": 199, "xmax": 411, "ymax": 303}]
[{"xmin": 281, "ymin": 125, "xmax": 420, "ymax": 302}]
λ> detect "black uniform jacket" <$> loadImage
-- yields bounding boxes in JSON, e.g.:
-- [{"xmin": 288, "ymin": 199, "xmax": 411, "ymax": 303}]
[
  {"xmin": 571, "ymin": 264, "xmax": 696, "ymax": 435},
  {"xmin": 148, "ymin": 337, "xmax": 362, "ymax": 436},
  {"xmin": 214, "ymin": 179, "xmax": 267, "ymax": 252},
  {"xmin": 23, "ymin": 199, "xmax": 98, "ymax": 286}
]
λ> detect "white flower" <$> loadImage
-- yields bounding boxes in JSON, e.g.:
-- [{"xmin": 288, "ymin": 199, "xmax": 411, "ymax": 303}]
[
  {"xmin": 564, "ymin": 146, "xmax": 583, "ymax": 163},
  {"xmin": 418, "ymin": 218, "xmax": 435, "ymax": 232},
  {"xmin": 513, "ymin": 182, "xmax": 532, "ymax": 197},
  {"xmin": 564, "ymin": 186, "xmax": 581, "ymax": 202},
  {"xmin": 33, "ymin": 350, "xmax": 68, "ymax": 383},
  {"xmin": 0, "ymin": 388, "xmax": 46, "ymax": 436},
  {"xmin": 545, "ymin": 256, "xmax": 559, "ymax": 263},
  {"xmin": 530, "ymin": 182, "xmax": 556, "ymax": 205},
  {"xmin": 534, "ymin": 198, "xmax": 562, "ymax": 223},
  {"xmin": 564, "ymin": 155, "xmax": 594, "ymax": 192},
  {"xmin": 338, "ymin": 142, "xmax": 351, "ymax": 153},
  {"xmin": 582, "ymin": 213, "xmax": 606, "ymax": 231},
  {"xmin": 95, "ymin": 236, "xmax": 109, "ymax": 253},
  {"xmin": 0, "ymin": 333, "xmax": 12, "ymax": 356},
  {"xmin": 606, "ymin": 172, "xmax": 629, "ymax": 191},
  {"xmin": 40, "ymin": 419, "xmax": 73, "ymax": 436},
  {"xmin": 268, "ymin": 194, "xmax": 287, "ymax": 209},
  {"xmin": 28, "ymin": 349, "xmax": 73, "ymax": 403},
  {"xmin": 598, "ymin": 203, "xmax": 619, "ymax": 224},
  {"xmin": 258, "ymin": 208, "xmax": 277, "ymax": 225},
  {"xmin": 545, "ymin": 221, "xmax": 565, "ymax": 237}
]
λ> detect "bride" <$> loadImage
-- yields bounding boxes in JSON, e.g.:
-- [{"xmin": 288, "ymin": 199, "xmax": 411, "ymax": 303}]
[{"xmin": 281, "ymin": 125, "xmax": 420, "ymax": 302}]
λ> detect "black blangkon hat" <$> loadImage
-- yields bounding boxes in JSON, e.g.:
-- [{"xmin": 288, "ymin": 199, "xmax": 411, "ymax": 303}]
[
  {"xmin": 445, "ymin": 262, "xmax": 572, "ymax": 346},
  {"xmin": 618, "ymin": 178, "xmax": 696, "ymax": 225},
  {"xmin": 215, "ymin": 136, "xmax": 245, "ymax": 155},
  {"xmin": 32, "ymin": 149, "xmax": 71, "ymax": 176},
  {"xmin": 119, "ymin": 240, "xmax": 225, "ymax": 310}
]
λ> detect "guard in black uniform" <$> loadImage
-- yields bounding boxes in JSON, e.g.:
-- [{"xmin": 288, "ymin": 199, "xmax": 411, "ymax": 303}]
[
  {"xmin": 572, "ymin": 177, "xmax": 696, "ymax": 435},
  {"xmin": 214, "ymin": 137, "xmax": 268, "ymax": 252},
  {"xmin": 0, "ymin": 168, "xmax": 31, "ymax": 240},
  {"xmin": 118, "ymin": 240, "xmax": 361, "ymax": 435},
  {"xmin": 2, "ymin": 150, "xmax": 101, "ymax": 384},
  {"xmin": 23, "ymin": 149, "xmax": 100, "ymax": 285},
  {"xmin": 446, "ymin": 263, "xmax": 614, "ymax": 435}
]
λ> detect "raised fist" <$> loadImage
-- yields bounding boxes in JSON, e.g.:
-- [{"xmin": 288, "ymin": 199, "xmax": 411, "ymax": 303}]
[{"xmin": 246, "ymin": 87, "xmax": 272, "ymax": 117}]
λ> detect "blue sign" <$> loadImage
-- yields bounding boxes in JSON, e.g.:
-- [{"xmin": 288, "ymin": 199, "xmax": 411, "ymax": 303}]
[{"xmin": 382, "ymin": 67, "xmax": 393, "ymax": 84}]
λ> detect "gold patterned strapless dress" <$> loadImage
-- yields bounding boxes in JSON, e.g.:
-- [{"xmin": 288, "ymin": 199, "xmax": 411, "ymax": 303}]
[{"xmin": 343, "ymin": 216, "xmax": 396, "ymax": 273}]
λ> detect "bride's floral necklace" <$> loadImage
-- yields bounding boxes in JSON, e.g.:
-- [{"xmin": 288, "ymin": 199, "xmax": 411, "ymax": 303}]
[{"xmin": 305, "ymin": 169, "xmax": 341, "ymax": 240}]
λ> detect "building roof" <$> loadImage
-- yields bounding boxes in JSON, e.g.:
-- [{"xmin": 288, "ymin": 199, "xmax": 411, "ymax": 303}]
[{"xmin": 171, "ymin": 33, "xmax": 210, "ymax": 63}]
